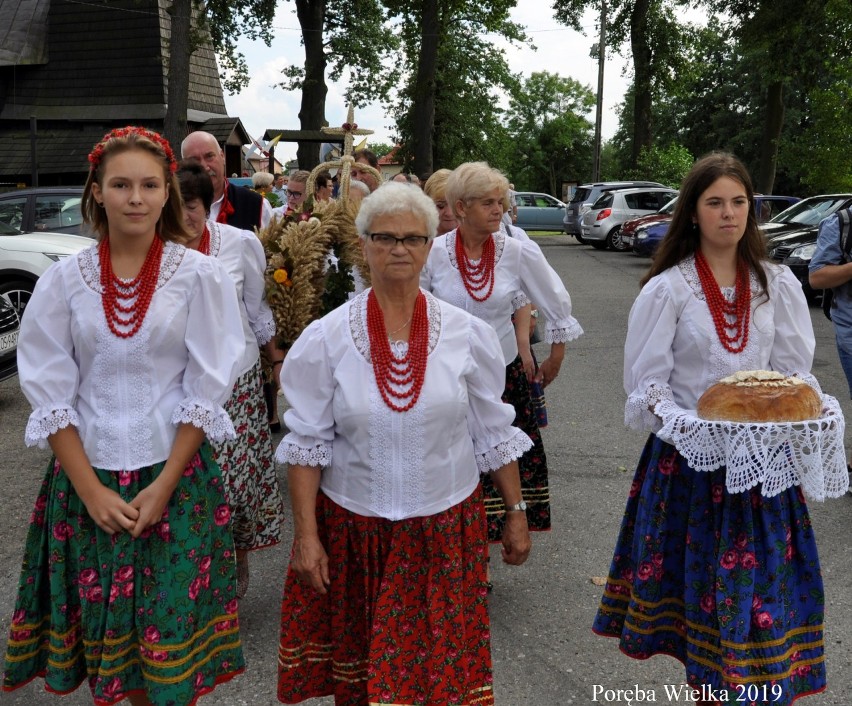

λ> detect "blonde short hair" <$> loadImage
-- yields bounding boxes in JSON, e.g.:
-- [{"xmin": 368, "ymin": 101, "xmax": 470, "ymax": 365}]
[
  {"xmin": 423, "ymin": 168, "xmax": 452, "ymax": 202},
  {"xmin": 445, "ymin": 162, "xmax": 509, "ymax": 218}
]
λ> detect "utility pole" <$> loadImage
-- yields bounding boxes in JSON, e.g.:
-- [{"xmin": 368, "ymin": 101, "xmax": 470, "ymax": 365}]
[{"xmin": 592, "ymin": 1, "xmax": 606, "ymax": 182}]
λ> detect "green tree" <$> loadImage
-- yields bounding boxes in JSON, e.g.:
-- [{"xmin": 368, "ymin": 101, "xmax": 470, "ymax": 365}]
[
  {"xmin": 504, "ymin": 72, "xmax": 595, "ymax": 194},
  {"xmin": 277, "ymin": 0, "xmax": 401, "ymax": 169},
  {"xmin": 384, "ymin": 0, "xmax": 527, "ymax": 174},
  {"xmin": 163, "ymin": 0, "xmax": 276, "ymax": 149},
  {"xmin": 552, "ymin": 0, "xmax": 692, "ymax": 168}
]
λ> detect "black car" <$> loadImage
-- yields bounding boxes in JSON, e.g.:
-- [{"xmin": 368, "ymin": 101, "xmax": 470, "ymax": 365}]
[
  {"xmin": 0, "ymin": 187, "xmax": 92, "ymax": 237},
  {"xmin": 767, "ymin": 194, "xmax": 852, "ymax": 302},
  {"xmin": 0, "ymin": 295, "xmax": 20, "ymax": 382}
]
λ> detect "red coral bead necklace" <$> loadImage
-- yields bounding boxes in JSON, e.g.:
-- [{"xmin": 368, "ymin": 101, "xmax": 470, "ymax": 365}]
[
  {"xmin": 366, "ymin": 290, "xmax": 429, "ymax": 412},
  {"xmin": 694, "ymin": 249, "xmax": 751, "ymax": 353},
  {"xmin": 189, "ymin": 225, "xmax": 211, "ymax": 255},
  {"xmin": 98, "ymin": 235, "xmax": 163, "ymax": 339},
  {"xmin": 455, "ymin": 228, "xmax": 495, "ymax": 302}
]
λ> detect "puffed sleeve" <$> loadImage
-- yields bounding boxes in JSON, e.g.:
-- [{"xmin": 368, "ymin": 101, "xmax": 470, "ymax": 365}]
[
  {"xmin": 624, "ymin": 276, "xmax": 679, "ymax": 431},
  {"xmin": 465, "ymin": 317, "xmax": 533, "ymax": 472},
  {"xmin": 517, "ymin": 238, "xmax": 584, "ymax": 343},
  {"xmin": 240, "ymin": 231, "xmax": 276, "ymax": 345},
  {"xmin": 18, "ymin": 262, "xmax": 81, "ymax": 447},
  {"xmin": 275, "ymin": 319, "xmax": 335, "ymax": 467},
  {"xmin": 768, "ymin": 266, "xmax": 817, "ymax": 386},
  {"xmin": 170, "ymin": 256, "xmax": 244, "ymax": 441}
]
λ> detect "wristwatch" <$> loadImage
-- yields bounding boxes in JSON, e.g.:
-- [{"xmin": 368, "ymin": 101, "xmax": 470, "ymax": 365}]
[{"xmin": 506, "ymin": 500, "xmax": 528, "ymax": 512}]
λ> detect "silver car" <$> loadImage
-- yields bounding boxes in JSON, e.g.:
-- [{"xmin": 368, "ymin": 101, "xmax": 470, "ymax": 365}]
[{"xmin": 581, "ymin": 187, "xmax": 678, "ymax": 250}]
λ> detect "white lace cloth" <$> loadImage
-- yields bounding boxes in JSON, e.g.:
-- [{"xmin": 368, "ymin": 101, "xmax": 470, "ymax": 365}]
[{"xmin": 655, "ymin": 396, "xmax": 848, "ymax": 500}]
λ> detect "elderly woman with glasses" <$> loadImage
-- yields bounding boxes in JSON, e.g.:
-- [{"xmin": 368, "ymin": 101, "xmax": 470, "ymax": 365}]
[
  {"xmin": 274, "ymin": 182, "xmax": 532, "ymax": 706},
  {"xmin": 421, "ymin": 161, "xmax": 583, "ymax": 549}
]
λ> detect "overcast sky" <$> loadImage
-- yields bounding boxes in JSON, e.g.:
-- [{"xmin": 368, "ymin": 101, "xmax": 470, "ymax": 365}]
[{"xmin": 223, "ymin": 2, "xmax": 704, "ymax": 163}]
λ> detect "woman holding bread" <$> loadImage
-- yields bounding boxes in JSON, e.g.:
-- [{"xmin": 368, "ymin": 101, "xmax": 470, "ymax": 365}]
[{"xmin": 593, "ymin": 152, "xmax": 844, "ymax": 705}]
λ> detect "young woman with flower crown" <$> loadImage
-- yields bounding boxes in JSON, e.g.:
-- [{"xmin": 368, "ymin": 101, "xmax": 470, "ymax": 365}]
[
  {"xmin": 2, "ymin": 127, "xmax": 247, "ymax": 705},
  {"xmin": 593, "ymin": 152, "xmax": 847, "ymax": 706}
]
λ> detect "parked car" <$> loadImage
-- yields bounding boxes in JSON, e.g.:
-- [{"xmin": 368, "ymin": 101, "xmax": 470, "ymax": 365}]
[
  {"xmin": 617, "ymin": 196, "xmax": 678, "ymax": 252},
  {"xmin": 761, "ymin": 194, "xmax": 852, "ymax": 240},
  {"xmin": 0, "ymin": 187, "xmax": 93, "ymax": 237},
  {"xmin": 563, "ymin": 180, "xmax": 665, "ymax": 241},
  {"xmin": 766, "ymin": 195, "xmax": 852, "ymax": 302},
  {"xmin": 513, "ymin": 192, "xmax": 568, "ymax": 232},
  {"xmin": 0, "ymin": 295, "xmax": 20, "ymax": 382},
  {"xmin": 0, "ymin": 221, "xmax": 93, "ymax": 317},
  {"xmin": 632, "ymin": 195, "xmax": 806, "ymax": 258},
  {"xmin": 581, "ymin": 187, "xmax": 678, "ymax": 250}
]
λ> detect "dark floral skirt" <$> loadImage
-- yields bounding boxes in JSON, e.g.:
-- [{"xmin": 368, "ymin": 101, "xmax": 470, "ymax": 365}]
[
  {"xmin": 2, "ymin": 444, "xmax": 244, "ymax": 706},
  {"xmin": 212, "ymin": 360, "xmax": 285, "ymax": 551},
  {"xmin": 277, "ymin": 487, "xmax": 493, "ymax": 706},
  {"xmin": 593, "ymin": 434, "xmax": 825, "ymax": 706},
  {"xmin": 482, "ymin": 355, "xmax": 551, "ymax": 541}
]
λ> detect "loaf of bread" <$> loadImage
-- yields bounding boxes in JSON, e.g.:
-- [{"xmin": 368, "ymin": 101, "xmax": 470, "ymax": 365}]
[{"xmin": 696, "ymin": 370, "xmax": 821, "ymax": 423}]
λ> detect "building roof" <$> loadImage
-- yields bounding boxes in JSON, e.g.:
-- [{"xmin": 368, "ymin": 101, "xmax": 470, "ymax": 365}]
[
  {"xmin": 0, "ymin": 0, "xmax": 50, "ymax": 66},
  {"xmin": 201, "ymin": 117, "xmax": 251, "ymax": 146},
  {"xmin": 0, "ymin": 0, "xmax": 225, "ymax": 122},
  {"xmin": 262, "ymin": 129, "xmax": 344, "ymax": 144}
]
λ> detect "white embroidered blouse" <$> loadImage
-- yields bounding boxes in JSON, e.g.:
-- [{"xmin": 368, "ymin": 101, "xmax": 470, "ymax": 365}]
[
  {"xmin": 18, "ymin": 241, "xmax": 245, "ymax": 471},
  {"xmin": 206, "ymin": 221, "xmax": 275, "ymax": 376},
  {"xmin": 275, "ymin": 289, "xmax": 533, "ymax": 521},
  {"xmin": 624, "ymin": 256, "xmax": 818, "ymax": 432},
  {"xmin": 421, "ymin": 229, "xmax": 584, "ymax": 364}
]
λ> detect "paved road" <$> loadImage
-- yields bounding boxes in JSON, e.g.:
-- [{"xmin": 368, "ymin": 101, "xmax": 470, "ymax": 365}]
[{"xmin": 1, "ymin": 237, "xmax": 851, "ymax": 705}]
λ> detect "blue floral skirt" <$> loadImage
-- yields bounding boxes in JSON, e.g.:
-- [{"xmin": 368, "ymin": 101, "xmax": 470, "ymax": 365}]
[
  {"xmin": 2, "ymin": 444, "xmax": 244, "ymax": 705},
  {"xmin": 593, "ymin": 435, "xmax": 825, "ymax": 706}
]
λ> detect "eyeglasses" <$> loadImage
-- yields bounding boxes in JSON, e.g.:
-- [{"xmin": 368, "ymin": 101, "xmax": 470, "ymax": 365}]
[
  {"xmin": 287, "ymin": 190, "xmax": 303, "ymax": 199},
  {"xmin": 368, "ymin": 233, "xmax": 430, "ymax": 249}
]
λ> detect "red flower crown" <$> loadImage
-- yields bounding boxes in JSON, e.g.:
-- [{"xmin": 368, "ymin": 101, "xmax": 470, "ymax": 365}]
[{"xmin": 88, "ymin": 126, "xmax": 178, "ymax": 173}]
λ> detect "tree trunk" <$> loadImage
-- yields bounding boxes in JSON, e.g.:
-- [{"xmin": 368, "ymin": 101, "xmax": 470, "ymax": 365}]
[
  {"xmin": 296, "ymin": 0, "xmax": 327, "ymax": 169},
  {"xmin": 411, "ymin": 0, "xmax": 439, "ymax": 175},
  {"xmin": 756, "ymin": 81, "xmax": 784, "ymax": 194},
  {"xmin": 629, "ymin": 0, "xmax": 653, "ymax": 169},
  {"xmin": 163, "ymin": 0, "xmax": 192, "ymax": 150}
]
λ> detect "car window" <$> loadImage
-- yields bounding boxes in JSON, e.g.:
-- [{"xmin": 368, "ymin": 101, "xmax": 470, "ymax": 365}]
[
  {"xmin": 534, "ymin": 195, "xmax": 556, "ymax": 207},
  {"xmin": 516, "ymin": 194, "xmax": 535, "ymax": 207},
  {"xmin": 0, "ymin": 197, "xmax": 27, "ymax": 231},
  {"xmin": 623, "ymin": 193, "xmax": 642, "ymax": 209},
  {"xmin": 570, "ymin": 188, "xmax": 591, "ymax": 205},
  {"xmin": 593, "ymin": 192, "xmax": 614, "ymax": 209},
  {"xmin": 769, "ymin": 197, "xmax": 849, "ymax": 226},
  {"xmin": 34, "ymin": 194, "xmax": 84, "ymax": 232}
]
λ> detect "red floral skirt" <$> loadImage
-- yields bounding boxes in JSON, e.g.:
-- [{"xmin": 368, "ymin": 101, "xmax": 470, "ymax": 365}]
[{"xmin": 277, "ymin": 487, "xmax": 494, "ymax": 706}]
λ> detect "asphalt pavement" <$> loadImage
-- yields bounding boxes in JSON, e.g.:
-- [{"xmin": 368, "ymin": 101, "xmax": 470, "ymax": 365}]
[{"xmin": 2, "ymin": 236, "xmax": 852, "ymax": 705}]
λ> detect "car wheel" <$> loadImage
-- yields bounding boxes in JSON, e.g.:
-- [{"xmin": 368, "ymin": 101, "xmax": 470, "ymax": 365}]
[
  {"xmin": 573, "ymin": 233, "xmax": 586, "ymax": 244},
  {"xmin": 590, "ymin": 240, "xmax": 608, "ymax": 250},
  {"xmin": 607, "ymin": 227, "xmax": 629, "ymax": 251},
  {"xmin": 0, "ymin": 279, "xmax": 35, "ymax": 319}
]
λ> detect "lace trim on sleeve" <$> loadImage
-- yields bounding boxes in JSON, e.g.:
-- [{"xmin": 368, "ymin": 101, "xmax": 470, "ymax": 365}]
[
  {"xmin": 25, "ymin": 405, "xmax": 80, "ymax": 448},
  {"xmin": 625, "ymin": 381, "xmax": 673, "ymax": 432},
  {"xmin": 274, "ymin": 440, "xmax": 332, "ymax": 467},
  {"xmin": 512, "ymin": 292, "xmax": 531, "ymax": 311},
  {"xmin": 476, "ymin": 428, "xmax": 534, "ymax": 473},
  {"xmin": 544, "ymin": 319, "xmax": 584, "ymax": 344},
  {"xmin": 253, "ymin": 315, "xmax": 276, "ymax": 346},
  {"xmin": 171, "ymin": 398, "xmax": 236, "ymax": 442}
]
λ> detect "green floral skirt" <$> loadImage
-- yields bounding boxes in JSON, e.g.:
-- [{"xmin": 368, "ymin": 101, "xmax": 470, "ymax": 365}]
[{"xmin": 2, "ymin": 444, "xmax": 245, "ymax": 705}]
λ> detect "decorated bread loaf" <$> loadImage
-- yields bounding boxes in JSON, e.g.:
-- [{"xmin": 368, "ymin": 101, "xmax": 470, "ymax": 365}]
[{"xmin": 696, "ymin": 370, "xmax": 821, "ymax": 423}]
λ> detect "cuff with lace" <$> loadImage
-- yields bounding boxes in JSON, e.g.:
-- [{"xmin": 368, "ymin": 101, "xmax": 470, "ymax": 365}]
[
  {"xmin": 171, "ymin": 398, "xmax": 236, "ymax": 442},
  {"xmin": 25, "ymin": 405, "xmax": 80, "ymax": 448},
  {"xmin": 274, "ymin": 437, "xmax": 332, "ymax": 467},
  {"xmin": 476, "ymin": 428, "xmax": 534, "ymax": 473},
  {"xmin": 254, "ymin": 316, "xmax": 277, "ymax": 346},
  {"xmin": 544, "ymin": 318, "xmax": 584, "ymax": 344},
  {"xmin": 625, "ymin": 382, "xmax": 673, "ymax": 433}
]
